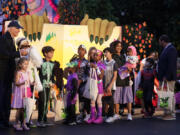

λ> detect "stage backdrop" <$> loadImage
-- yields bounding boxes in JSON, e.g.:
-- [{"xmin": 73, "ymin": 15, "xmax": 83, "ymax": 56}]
[{"xmin": 15, "ymin": 24, "xmax": 122, "ymax": 68}]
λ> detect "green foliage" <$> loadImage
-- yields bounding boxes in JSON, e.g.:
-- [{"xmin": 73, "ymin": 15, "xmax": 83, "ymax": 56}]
[
  {"xmin": 57, "ymin": 0, "xmax": 180, "ymax": 53},
  {"xmin": 79, "ymin": 0, "xmax": 119, "ymax": 23},
  {"xmin": 111, "ymin": 0, "xmax": 180, "ymax": 53},
  {"xmin": 58, "ymin": 0, "xmax": 80, "ymax": 24}
]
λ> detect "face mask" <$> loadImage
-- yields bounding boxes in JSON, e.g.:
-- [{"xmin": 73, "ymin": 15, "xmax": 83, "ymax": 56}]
[
  {"xmin": 20, "ymin": 48, "xmax": 30, "ymax": 59},
  {"xmin": 20, "ymin": 48, "xmax": 30, "ymax": 54},
  {"xmin": 21, "ymin": 55, "xmax": 30, "ymax": 59}
]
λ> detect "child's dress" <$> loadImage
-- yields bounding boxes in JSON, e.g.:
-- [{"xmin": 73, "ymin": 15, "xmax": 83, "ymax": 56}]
[{"xmin": 11, "ymin": 71, "xmax": 32, "ymax": 109}]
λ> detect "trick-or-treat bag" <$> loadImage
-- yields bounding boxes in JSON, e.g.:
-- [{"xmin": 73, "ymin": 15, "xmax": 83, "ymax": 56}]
[
  {"xmin": 157, "ymin": 81, "xmax": 174, "ymax": 111},
  {"xmin": 23, "ymin": 84, "xmax": 36, "ymax": 123},
  {"xmin": 83, "ymin": 68, "xmax": 98, "ymax": 101}
]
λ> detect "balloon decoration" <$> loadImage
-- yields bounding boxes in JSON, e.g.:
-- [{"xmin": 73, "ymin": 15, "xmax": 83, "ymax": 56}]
[{"xmin": 122, "ymin": 22, "xmax": 155, "ymax": 60}]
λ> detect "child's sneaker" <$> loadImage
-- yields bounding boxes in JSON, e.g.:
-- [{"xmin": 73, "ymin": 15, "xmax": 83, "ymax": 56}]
[
  {"xmin": 14, "ymin": 123, "xmax": 23, "ymax": 131},
  {"xmin": 127, "ymin": 113, "xmax": 132, "ymax": 121},
  {"xmin": 93, "ymin": 116, "xmax": 103, "ymax": 124},
  {"xmin": 37, "ymin": 121, "xmax": 46, "ymax": 128},
  {"xmin": 22, "ymin": 124, "xmax": 30, "ymax": 131},
  {"xmin": 44, "ymin": 121, "xmax": 54, "ymax": 126},
  {"xmin": 84, "ymin": 114, "xmax": 90, "ymax": 122},
  {"xmin": 68, "ymin": 122, "xmax": 77, "ymax": 126},
  {"xmin": 76, "ymin": 113, "xmax": 84, "ymax": 124},
  {"xmin": 27, "ymin": 121, "xmax": 37, "ymax": 128},
  {"xmin": 106, "ymin": 114, "xmax": 120, "ymax": 123},
  {"xmin": 103, "ymin": 116, "xmax": 108, "ymax": 121}
]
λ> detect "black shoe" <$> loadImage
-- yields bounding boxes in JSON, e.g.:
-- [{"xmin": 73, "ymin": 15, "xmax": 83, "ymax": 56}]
[
  {"xmin": 62, "ymin": 120, "xmax": 68, "ymax": 125},
  {"xmin": 4, "ymin": 122, "xmax": 12, "ymax": 128},
  {"xmin": 0, "ymin": 123, "xmax": 7, "ymax": 129},
  {"xmin": 27, "ymin": 122, "xmax": 37, "ymax": 128}
]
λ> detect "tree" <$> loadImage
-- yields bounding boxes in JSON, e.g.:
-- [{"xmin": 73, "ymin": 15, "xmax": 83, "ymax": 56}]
[
  {"xmin": 111, "ymin": 0, "xmax": 180, "ymax": 54},
  {"xmin": 58, "ymin": 0, "xmax": 180, "ymax": 54}
]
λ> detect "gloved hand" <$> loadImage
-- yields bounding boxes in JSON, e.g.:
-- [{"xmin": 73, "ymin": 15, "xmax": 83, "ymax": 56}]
[
  {"xmin": 80, "ymin": 14, "xmax": 117, "ymax": 45},
  {"xmin": 18, "ymin": 12, "xmax": 49, "ymax": 41}
]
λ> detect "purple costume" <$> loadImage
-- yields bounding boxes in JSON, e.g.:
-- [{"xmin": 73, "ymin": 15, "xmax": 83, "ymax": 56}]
[{"xmin": 66, "ymin": 73, "xmax": 78, "ymax": 106}]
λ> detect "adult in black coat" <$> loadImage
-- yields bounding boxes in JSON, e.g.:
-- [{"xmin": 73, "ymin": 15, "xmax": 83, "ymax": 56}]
[
  {"xmin": 0, "ymin": 21, "xmax": 26, "ymax": 128},
  {"xmin": 158, "ymin": 34, "xmax": 178, "ymax": 120}
]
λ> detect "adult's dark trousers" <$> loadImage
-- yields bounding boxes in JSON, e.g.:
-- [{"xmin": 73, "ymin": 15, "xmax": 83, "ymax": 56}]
[{"xmin": 0, "ymin": 79, "xmax": 12, "ymax": 125}]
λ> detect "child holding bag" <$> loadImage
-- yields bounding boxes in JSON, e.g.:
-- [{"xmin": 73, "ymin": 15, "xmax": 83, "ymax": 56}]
[
  {"xmin": 103, "ymin": 47, "xmax": 118, "ymax": 121},
  {"xmin": 37, "ymin": 46, "xmax": 55, "ymax": 127},
  {"xmin": 86, "ymin": 50, "xmax": 106, "ymax": 124},
  {"xmin": 11, "ymin": 58, "xmax": 32, "ymax": 131},
  {"xmin": 64, "ymin": 61, "xmax": 79, "ymax": 125}
]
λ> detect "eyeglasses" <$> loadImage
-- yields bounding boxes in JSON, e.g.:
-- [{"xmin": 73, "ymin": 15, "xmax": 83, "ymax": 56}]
[{"xmin": 20, "ymin": 45, "xmax": 31, "ymax": 49}]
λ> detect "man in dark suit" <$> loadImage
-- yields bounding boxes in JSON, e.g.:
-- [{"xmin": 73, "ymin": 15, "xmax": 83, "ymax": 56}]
[
  {"xmin": 158, "ymin": 34, "xmax": 177, "ymax": 120},
  {"xmin": 0, "ymin": 21, "xmax": 26, "ymax": 128}
]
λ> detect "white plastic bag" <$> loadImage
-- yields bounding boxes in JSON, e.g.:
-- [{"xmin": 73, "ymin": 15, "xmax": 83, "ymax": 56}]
[
  {"xmin": 157, "ymin": 81, "xmax": 174, "ymax": 111},
  {"xmin": 23, "ymin": 84, "xmax": 36, "ymax": 123},
  {"xmin": 83, "ymin": 68, "xmax": 98, "ymax": 100}
]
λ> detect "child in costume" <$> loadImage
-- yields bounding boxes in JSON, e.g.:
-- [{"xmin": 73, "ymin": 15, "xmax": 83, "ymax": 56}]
[
  {"xmin": 16, "ymin": 37, "xmax": 43, "ymax": 93},
  {"xmin": 64, "ymin": 61, "xmax": 79, "ymax": 125},
  {"xmin": 37, "ymin": 46, "xmax": 55, "ymax": 127},
  {"xmin": 86, "ymin": 49, "xmax": 106, "ymax": 124},
  {"xmin": 16, "ymin": 37, "xmax": 43, "ymax": 127},
  {"xmin": 139, "ymin": 58, "xmax": 156, "ymax": 118},
  {"xmin": 118, "ymin": 45, "xmax": 138, "ymax": 80},
  {"xmin": 103, "ymin": 47, "xmax": 118, "ymax": 121},
  {"xmin": 12, "ymin": 58, "xmax": 32, "ymax": 131},
  {"xmin": 70, "ymin": 45, "xmax": 90, "ymax": 124}
]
